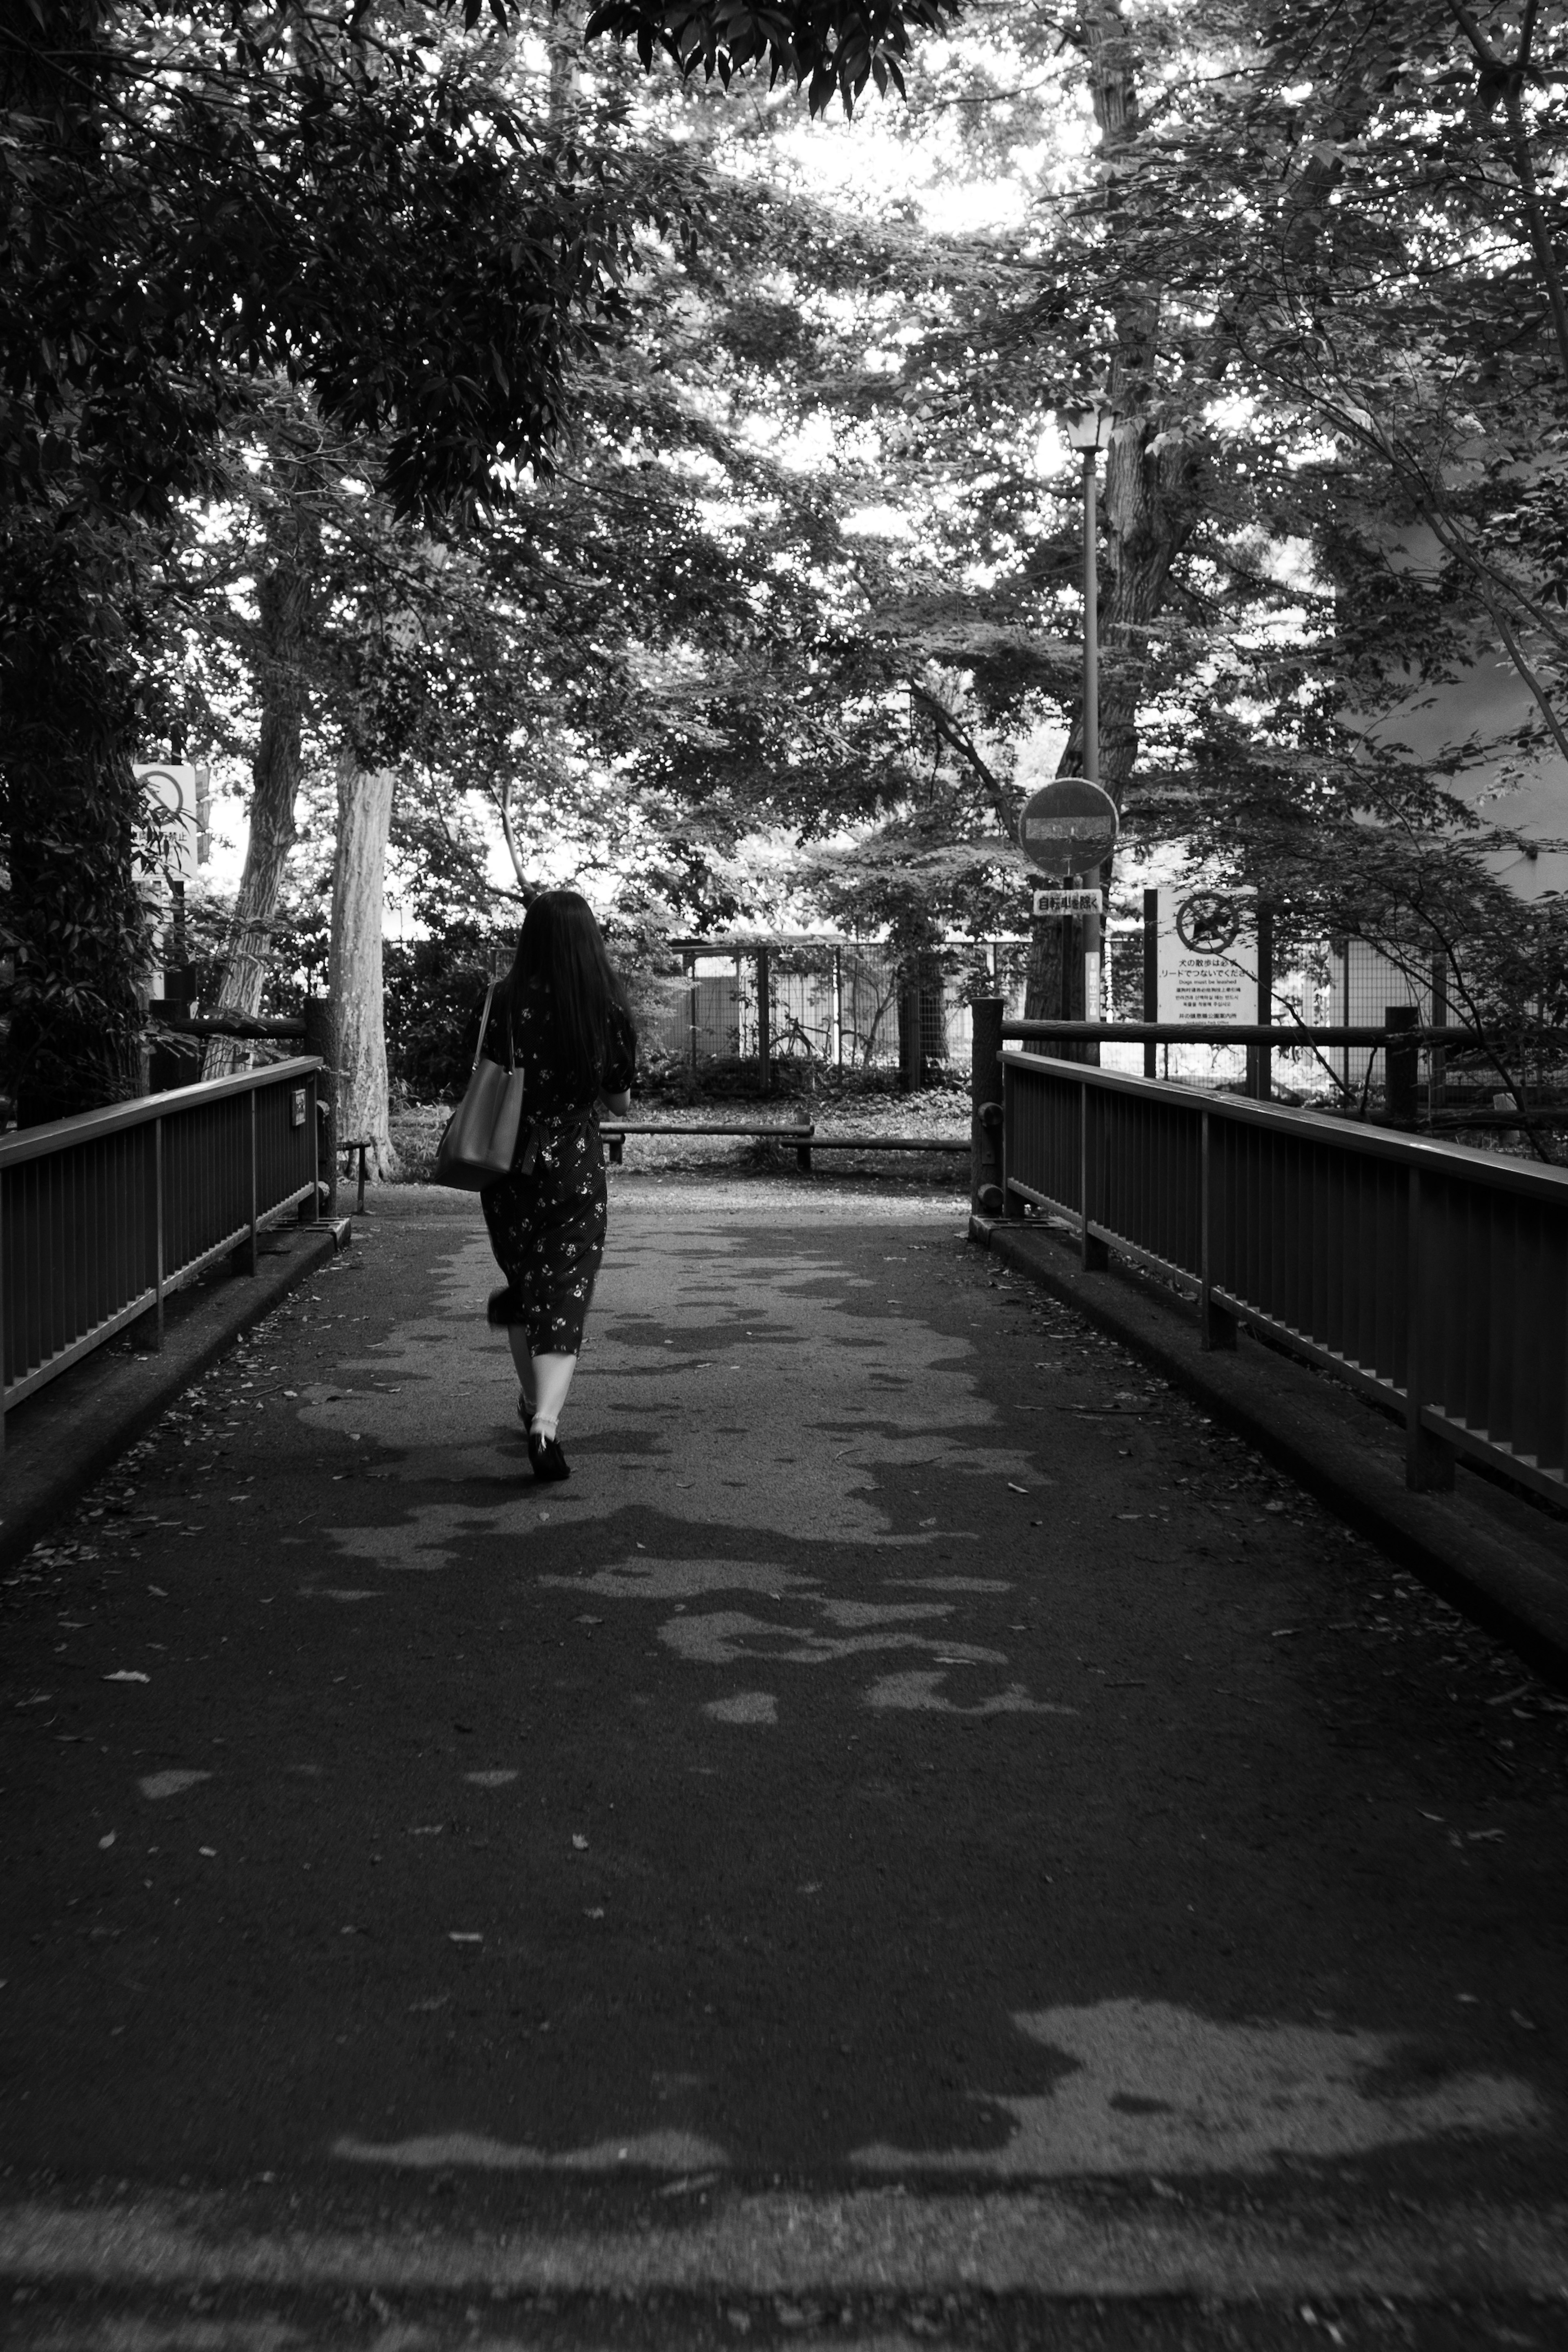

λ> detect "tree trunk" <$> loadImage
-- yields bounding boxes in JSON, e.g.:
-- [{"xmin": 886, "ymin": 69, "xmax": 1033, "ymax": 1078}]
[
  {"xmin": 2, "ymin": 517, "xmax": 147, "ymax": 1124},
  {"xmin": 1027, "ymin": 2, "xmax": 1205, "ymax": 1020},
  {"xmin": 203, "ymin": 498, "xmax": 317, "ymax": 1078},
  {"xmin": 1080, "ymin": 0, "xmax": 1207, "ymax": 809},
  {"xmin": 329, "ymin": 753, "xmax": 399, "ymax": 1181}
]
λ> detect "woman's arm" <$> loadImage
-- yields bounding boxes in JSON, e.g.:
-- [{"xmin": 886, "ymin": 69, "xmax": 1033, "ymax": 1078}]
[{"xmin": 599, "ymin": 1001, "xmax": 635, "ymax": 1117}]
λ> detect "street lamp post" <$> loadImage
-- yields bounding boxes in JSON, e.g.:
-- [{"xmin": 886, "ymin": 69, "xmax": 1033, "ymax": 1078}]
[{"xmin": 1059, "ymin": 401, "xmax": 1119, "ymax": 1031}]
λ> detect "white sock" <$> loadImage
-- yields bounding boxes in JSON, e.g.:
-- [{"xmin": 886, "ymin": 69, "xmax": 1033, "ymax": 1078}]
[{"xmin": 530, "ymin": 1413, "xmax": 558, "ymax": 1441}]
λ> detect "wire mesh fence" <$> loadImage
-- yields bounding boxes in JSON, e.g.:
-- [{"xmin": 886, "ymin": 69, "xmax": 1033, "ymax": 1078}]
[{"xmin": 649, "ymin": 941, "xmax": 1035, "ymax": 1074}]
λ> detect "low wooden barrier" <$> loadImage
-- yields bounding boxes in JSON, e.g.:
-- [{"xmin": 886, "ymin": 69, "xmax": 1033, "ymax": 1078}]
[{"xmin": 600, "ymin": 1121, "xmax": 968, "ymax": 1173}]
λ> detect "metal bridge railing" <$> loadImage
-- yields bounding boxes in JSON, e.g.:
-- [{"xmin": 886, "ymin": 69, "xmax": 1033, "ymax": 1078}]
[
  {"xmin": 969, "ymin": 1004, "xmax": 1568, "ymax": 1503},
  {"xmin": 2, "ymin": 1057, "xmax": 323, "ymax": 1435}
]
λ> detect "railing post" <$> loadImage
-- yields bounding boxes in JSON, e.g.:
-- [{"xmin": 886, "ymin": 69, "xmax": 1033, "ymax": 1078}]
[
  {"xmin": 970, "ymin": 996, "xmax": 1005, "ymax": 1216},
  {"xmin": 1429, "ymin": 954, "xmax": 1448, "ymax": 1117},
  {"xmin": 1079, "ymin": 1079, "xmax": 1108, "ymax": 1270},
  {"xmin": 152, "ymin": 1116, "xmax": 166, "ymax": 1348},
  {"xmin": 756, "ymin": 946, "xmax": 771, "ymax": 1092},
  {"xmin": 1245, "ymin": 905, "xmax": 1274, "ymax": 1100},
  {"xmin": 1200, "ymin": 1106, "xmax": 1237, "ymax": 1349},
  {"xmin": 0, "ymin": 1169, "xmax": 7, "ymax": 1462},
  {"xmin": 1405, "ymin": 1166, "xmax": 1456, "ymax": 1491},
  {"xmin": 245, "ymin": 1086, "xmax": 259, "ymax": 1275},
  {"xmin": 1142, "ymin": 887, "xmax": 1158, "ymax": 1079},
  {"xmin": 1386, "ymin": 1004, "xmax": 1419, "ymax": 1128},
  {"xmin": 302, "ymin": 1067, "xmax": 320, "ymax": 1223},
  {"xmin": 833, "ymin": 946, "xmax": 844, "ymax": 1075},
  {"xmin": 302, "ymin": 997, "xmax": 339, "ymax": 1218},
  {"xmin": 797, "ymin": 1121, "xmax": 813, "ymax": 1175}
]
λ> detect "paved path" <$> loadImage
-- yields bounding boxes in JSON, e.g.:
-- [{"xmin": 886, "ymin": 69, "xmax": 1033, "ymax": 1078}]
[{"xmin": 3, "ymin": 1179, "xmax": 1567, "ymax": 2347}]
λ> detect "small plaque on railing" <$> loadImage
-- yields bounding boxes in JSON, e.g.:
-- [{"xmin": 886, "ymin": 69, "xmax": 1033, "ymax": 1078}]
[{"xmin": 290, "ymin": 1089, "xmax": 307, "ymax": 1128}]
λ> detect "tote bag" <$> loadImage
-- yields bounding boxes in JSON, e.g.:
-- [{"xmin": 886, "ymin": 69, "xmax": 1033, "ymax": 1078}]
[{"xmin": 434, "ymin": 980, "xmax": 526, "ymax": 1190}]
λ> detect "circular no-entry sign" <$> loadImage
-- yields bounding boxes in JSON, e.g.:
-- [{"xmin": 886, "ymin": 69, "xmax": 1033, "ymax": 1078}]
[{"xmin": 1017, "ymin": 777, "xmax": 1119, "ymax": 877}]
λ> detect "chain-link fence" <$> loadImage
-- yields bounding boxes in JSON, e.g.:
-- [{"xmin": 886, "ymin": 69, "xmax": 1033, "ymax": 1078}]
[{"xmin": 649, "ymin": 941, "xmax": 1034, "ymax": 1075}]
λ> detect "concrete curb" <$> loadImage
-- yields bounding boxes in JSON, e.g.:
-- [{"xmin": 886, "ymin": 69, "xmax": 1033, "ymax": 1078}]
[
  {"xmin": 0, "ymin": 1216, "xmax": 352, "ymax": 1572},
  {"xmin": 971, "ymin": 1212, "xmax": 1568, "ymax": 1693}
]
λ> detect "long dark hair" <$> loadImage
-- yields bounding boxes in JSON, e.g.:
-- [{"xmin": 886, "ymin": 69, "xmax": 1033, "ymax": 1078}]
[{"xmin": 506, "ymin": 890, "xmax": 631, "ymax": 1090}]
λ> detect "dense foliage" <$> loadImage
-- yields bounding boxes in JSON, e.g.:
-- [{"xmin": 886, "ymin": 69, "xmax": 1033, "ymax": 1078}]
[
  {"xmin": 10, "ymin": 0, "xmax": 1568, "ymax": 1124},
  {"xmin": 1, "ymin": 0, "xmax": 942, "ymax": 1119}
]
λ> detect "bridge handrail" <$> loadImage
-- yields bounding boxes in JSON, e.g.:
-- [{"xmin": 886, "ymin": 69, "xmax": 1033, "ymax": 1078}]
[
  {"xmin": 970, "ymin": 1003, "xmax": 1568, "ymax": 1508},
  {"xmin": 1001, "ymin": 1048, "xmax": 1568, "ymax": 1206},
  {"xmin": 2, "ymin": 1057, "xmax": 324, "ymax": 1423},
  {"xmin": 1001, "ymin": 1020, "xmax": 1477, "ymax": 1048},
  {"xmin": 0, "ymin": 1057, "xmax": 321, "ymax": 1170}
]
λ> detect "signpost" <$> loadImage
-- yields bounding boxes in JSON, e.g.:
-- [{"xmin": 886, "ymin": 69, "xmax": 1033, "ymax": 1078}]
[{"xmin": 1018, "ymin": 779, "xmax": 1118, "ymax": 1048}]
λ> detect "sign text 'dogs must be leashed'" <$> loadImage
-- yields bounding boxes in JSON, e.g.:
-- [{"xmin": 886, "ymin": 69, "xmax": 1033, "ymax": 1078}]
[{"xmin": 1156, "ymin": 886, "xmax": 1258, "ymax": 1023}]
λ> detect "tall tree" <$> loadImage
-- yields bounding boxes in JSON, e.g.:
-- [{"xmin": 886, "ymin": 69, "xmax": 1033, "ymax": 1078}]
[
  {"xmin": 2, "ymin": 0, "xmax": 958, "ymax": 1118},
  {"xmin": 330, "ymin": 756, "xmax": 399, "ymax": 1176},
  {"xmin": 0, "ymin": 0, "xmax": 655, "ymax": 1117}
]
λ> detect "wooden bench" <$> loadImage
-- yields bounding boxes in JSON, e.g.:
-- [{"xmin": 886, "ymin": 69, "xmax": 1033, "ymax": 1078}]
[{"xmin": 600, "ymin": 1121, "xmax": 969, "ymax": 1173}]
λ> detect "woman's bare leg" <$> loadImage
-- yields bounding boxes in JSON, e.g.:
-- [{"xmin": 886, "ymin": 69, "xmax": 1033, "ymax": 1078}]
[
  {"xmin": 530, "ymin": 1351, "xmax": 578, "ymax": 1438},
  {"xmin": 506, "ymin": 1327, "xmax": 535, "ymax": 1416}
]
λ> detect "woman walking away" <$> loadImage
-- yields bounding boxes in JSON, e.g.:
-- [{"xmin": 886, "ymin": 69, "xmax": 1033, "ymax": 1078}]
[{"xmin": 480, "ymin": 892, "xmax": 636, "ymax": 1482}]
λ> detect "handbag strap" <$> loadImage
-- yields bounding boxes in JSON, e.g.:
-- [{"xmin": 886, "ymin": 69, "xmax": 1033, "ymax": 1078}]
[{"xmin": 472, "ymin": 979, "xmax": 517, "ymax": 1079}]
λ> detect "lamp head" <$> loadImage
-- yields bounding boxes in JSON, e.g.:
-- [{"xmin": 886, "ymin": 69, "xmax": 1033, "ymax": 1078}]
[{"xmin": 1060, "ymin": 402, "xmax": 1120, "ymax": 453}]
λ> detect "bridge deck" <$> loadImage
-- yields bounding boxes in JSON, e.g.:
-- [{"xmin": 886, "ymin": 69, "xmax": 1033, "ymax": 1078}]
[{"xmin": 2, "ymin": 1176, "xmax": 1566, "ymax": 2335}]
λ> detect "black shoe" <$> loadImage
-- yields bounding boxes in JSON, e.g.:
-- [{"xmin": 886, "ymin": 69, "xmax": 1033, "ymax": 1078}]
[{"xmin": 528, "ymin": 1430, "xmax": 570, "ymax": 1483}]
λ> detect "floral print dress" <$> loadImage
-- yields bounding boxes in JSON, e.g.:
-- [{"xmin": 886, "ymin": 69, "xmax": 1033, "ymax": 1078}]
[{"xmin": 479, "ymin": 981, "xmax": 636, "ymax": 1356}]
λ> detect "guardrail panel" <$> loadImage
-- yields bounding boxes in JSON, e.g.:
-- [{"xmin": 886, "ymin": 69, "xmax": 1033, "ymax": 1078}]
[
  {"xmin": 1430, "ymin": 1175, "xmax": 1468, "ymax": 1433},
  {"xmin": 3, "ymin": 1058, "xmax": 322, "ymax": 1416},
  {"xmin": 1492, "ymin": 1196, "xmax": 1525, "ymax": 1460},
  {"xmin": 1097, "ymin": 1090, "xmax": 1200, "ymax": 1277},
  {"xmin": 256, "ymin": 1072, "xmax": 312, "ymax": 1215},
  {"xmin": 993, "ymin": 1045, "xmax": 1568, "ymax": 1502},
  {"xmin": 1523, "ymin": 1200, "xmax": 1563, "ymax": 1472},
  {"xmin": 1004, "ymin": 1057, "xmax": 1081, "ymax": 1213},
  {"xmin": 163, "ymin": 1094, "xmax": 249, "ymax": 1279},
  {"xmin": 1374, "ymin": 1150, "xmax": 1408, "ymax": 1390}
]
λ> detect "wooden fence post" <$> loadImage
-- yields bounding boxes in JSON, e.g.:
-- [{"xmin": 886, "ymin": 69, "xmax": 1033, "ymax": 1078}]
[
  {"xmin": 1429, "ymin": 954, "xmax": 1448, "ymax": 1117},
  {"xmin": 1246, "ymin": 905, "xmax": 1274, "ymax": 1100},
  {"xmin": 1386, "ymin": 1004, "xmax": 1419, "ymax": 1128}
]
